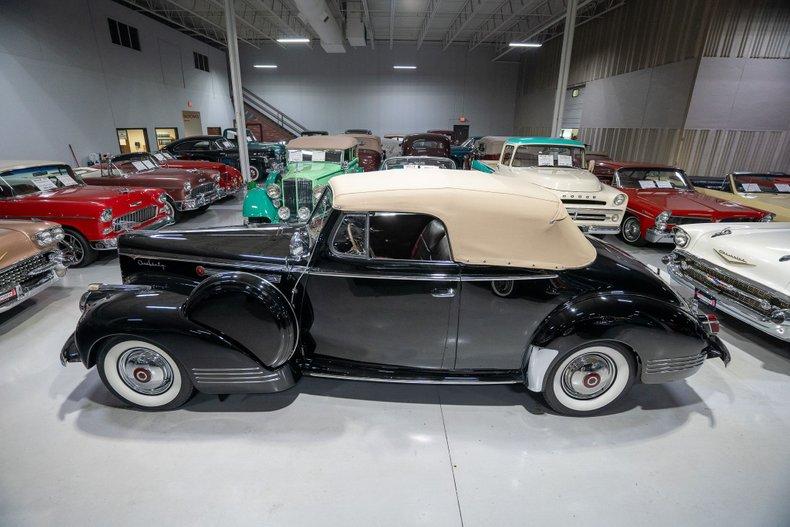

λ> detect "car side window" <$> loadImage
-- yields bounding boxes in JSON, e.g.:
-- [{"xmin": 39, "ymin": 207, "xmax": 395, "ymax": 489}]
[
  {"xmin": 501, "ymin": 145, "xmax": 514, "ymax": 165},
  {"xmin": 192, "ymin": 141, "xmax": 211, "ymax": 151},
  {"xmin": 0, "ymin": 177, "xmax": 13, "ymax": 198},
  {"xmin": 369, "ymin": 213, "xmax": 452, "ymax": 262},
  {"xmin": 172, "ymin": 141, "xmax": 197, "ymax": 152},
  {"xmin": 331, "ymin": 214, "xmax": 367, "ymax": 257}
]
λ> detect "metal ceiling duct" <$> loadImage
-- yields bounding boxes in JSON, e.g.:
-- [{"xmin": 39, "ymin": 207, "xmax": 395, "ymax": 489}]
[
  {"xmin": 292, "ymin": 0, "xmax": 346, "ymax": 52},
  {"xmin": 346, "ymin": 1, "xmax": 366, "ymax": 47}
]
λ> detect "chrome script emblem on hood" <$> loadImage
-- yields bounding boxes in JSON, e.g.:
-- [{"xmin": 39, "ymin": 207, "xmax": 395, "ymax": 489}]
[
  {"xmin": 135, "ymin": 258, "xmax": 166, "ymax": 269},
  {"xmin": 714, "ymin": 249, "xmax": 753, "ymax": 266}
]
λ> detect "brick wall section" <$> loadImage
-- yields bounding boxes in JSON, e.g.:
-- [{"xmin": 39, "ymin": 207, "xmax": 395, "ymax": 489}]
[{"xmin": 243, "ymin": 103, "xmax": 297, "ymax": 142}]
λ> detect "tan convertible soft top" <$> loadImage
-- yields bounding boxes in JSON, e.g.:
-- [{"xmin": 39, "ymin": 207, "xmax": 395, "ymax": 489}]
[
  {"xmin": 348, "ymin": 134, "xmax": 382, "ymax": 152},
  {"xmin": 287, "ymin": 135, "xmax": 359, "ymax": 150},
  {"xmin": 330, "ymin": 169, "xmax": 596, "ymax": 270}
]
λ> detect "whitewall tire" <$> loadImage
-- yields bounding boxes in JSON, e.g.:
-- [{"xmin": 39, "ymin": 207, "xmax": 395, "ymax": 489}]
[
  {"xmin": 543, "ymin": 343, "xmax": 636, "ymax": 416},
  {"xmin": 97, "ymin": 339, "xmax": 194, "ymax": 410}
]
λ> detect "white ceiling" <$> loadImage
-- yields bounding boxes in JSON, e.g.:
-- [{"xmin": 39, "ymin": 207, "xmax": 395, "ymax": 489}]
[{"xmin": 115, "ymin": 0, "xmax": 621, "ymax": 61}]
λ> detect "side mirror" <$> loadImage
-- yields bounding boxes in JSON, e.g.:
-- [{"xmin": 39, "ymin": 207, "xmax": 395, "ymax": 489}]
[{"xmin": 289, "ymin": 229, "xmax": 310, "ymax": 260}]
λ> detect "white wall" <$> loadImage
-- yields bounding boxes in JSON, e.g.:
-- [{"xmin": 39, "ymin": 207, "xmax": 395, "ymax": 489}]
[
  {"xmin": 239, "ymin": 43, "xmax": 519, "ymax": 137},
  {"xmin": 0, "ymin": 0, "xmax": 234, "ymax": 164}
]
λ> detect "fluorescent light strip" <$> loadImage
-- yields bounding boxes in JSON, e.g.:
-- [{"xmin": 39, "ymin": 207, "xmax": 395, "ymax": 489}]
[
  {"xmin": 254, "ymin": 64, "xmax": 278, "ymax": 69},
  {"xmin": 393, "ymin": 65, "xmax": 417, "ymax": 70},
  {"xmin": 277, "ymin": 37, "xmax": 310, "ymax": 43},
  {"xmin": 509, "ymin": 42, "xmax": 542, "ymax": 48}
]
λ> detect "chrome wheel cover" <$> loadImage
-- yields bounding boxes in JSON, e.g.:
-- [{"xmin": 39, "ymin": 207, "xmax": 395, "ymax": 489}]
[
  {"xmin": 59, "ymin": 233, "xmax": 84, "ymax": 266},
  {"xmin": 492, "ymin": 280, "xmax": 515, "ymax": 297},
  {"xmin": 560, "ymin": 352, "xmax": 617, "ymax": 400},
  {"xmin": 117, "ymin": 347, "xmax": 174, "ymax": 395},
  {"xmin": 622, "ymin": 218, "xmax": 641, "ymax": 242}
]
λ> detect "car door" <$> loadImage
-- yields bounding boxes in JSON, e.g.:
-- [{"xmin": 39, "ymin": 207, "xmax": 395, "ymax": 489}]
[{"xmin": 304, "ymin": 211, "xmax": 458, "ymax": 370}]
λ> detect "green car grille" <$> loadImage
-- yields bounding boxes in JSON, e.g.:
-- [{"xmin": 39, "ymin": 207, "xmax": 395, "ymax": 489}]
[{"xmin": 283, "ymin": 178, "xmax": 313, "ymax": 218}]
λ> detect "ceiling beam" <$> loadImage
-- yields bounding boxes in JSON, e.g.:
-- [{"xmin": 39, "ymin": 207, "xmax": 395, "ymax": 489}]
[
  {"xmin": 416, "ymin": 0, "xmax": 441, "ymax": 50},
  {"xmin": 122, "ymin": 0, "xmax": 229, "ymax": 47},
  {"xmin": 360, "ymin": 0, "xmax": 376, "ymax": 49},
  {"xmin": 162, "ymin": 0, "xmax": 263, "ymax": 48},
  {"xmin": 205, "ymin": 0, "xmax": 284, "ymax": 45},
  {"xmin": 441, "ymin": 0, "xmax": 480, "ymax": 50},
  {"xmin": 389, "ymin": 0, "xmax": 396, "ymax": 49},
  {"xmin": 245, "ymin": 0, "xmax": 313, "ymax": 39},
  {"xmin": 468, "ymin": 0, "xmax": 547, "ymax": 51}
]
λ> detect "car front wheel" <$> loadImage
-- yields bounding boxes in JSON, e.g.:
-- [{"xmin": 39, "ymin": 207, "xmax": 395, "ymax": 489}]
[
  {"xmin": 543, "ymin": 343, "xmax": 636, "ymax": 416},
  {"xmin": 97, "ymin": 339, "xmax": 194, "ymax": 410},
  {"xmin": 59, "ymin": 228, "xmax": 97, "ymax": 267},
  {"xmin": 619, "ymin": 215, "xmax": 646, "ymax": 246}
]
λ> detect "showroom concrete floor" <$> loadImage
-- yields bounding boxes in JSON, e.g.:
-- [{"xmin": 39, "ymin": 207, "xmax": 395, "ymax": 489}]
[{"xmin": 1, "ymin": 197, "xmax": 789, "ymax": 527}]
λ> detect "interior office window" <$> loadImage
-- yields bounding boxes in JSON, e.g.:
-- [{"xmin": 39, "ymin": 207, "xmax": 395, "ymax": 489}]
[
  {"xmin": 194, "ymin": 52, "xmax": 209, "ymax": 72},
  {"xmin": 108, "ymin": 18, "xmax": 140, "ymax": 51}
]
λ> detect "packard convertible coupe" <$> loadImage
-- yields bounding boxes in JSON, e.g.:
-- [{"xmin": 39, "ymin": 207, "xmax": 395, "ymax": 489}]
[
  {"xmin": 243, "ymin": 135, "xmax": 362, "ymax": 224},
  {"xmin": 473, "ymin": 137, "xmax": 628, "ymax": 235},
  {"xmin": 0, "ymin": 161, "xmax": 172, "ymax": 267},
  {"xmin": 590, "ymin": 161, "xmax": 770, "ymax": 246},
  {"xmin": 665, "ymin": 223, "xmax": 789, "ymax": 342},
  {"xmin": 0, "ymin": 219, "xmax": 67, "ymax": 314},
  {"xmin": 61, "ymin": 169, "xmax": 729, "ymax": 415}
]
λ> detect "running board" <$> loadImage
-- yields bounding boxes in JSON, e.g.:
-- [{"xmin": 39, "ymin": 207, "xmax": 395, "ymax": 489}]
[{"xmin": 300, "ymin": 356, "xmax": 523, "ymax": 385}]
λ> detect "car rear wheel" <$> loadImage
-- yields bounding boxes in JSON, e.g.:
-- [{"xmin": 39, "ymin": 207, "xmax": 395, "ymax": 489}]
[
  {"xmin": 619, "ymin": 215, "xmax": 646, "ymax": 246},
  {"xmin": 59, "ymin": 228, "xmax": 97, "ymax": 267},
  {"xmin": 543, "ymin": 343, "xmax": 636, "ymax": 416},
  {"xmin": 97, "ymin": 339, "xmax": 194, "ymax": 410}
]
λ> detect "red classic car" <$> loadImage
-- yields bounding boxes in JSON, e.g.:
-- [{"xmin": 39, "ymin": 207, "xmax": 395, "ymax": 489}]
[
  {"xmin": 347, "ymin": 134, "xmax": 383, "ymax": 172},
  {"xmin": 80, "ymin": 153, "xmax": 222, "ymax": 221},
  {"xmin": 591, "ymin": 161, "xmax": 771, "ymax": 245},
  {"xmin": 0, "ymin": 161, "xmax": 172, "ymax": 267},
  {"xmin": 402, "ymin": 133, "xmax": 452, "ymax": 158},
  {"xmin": 152, "ymin": 151, "xmax": 244, "ymax": 198}
]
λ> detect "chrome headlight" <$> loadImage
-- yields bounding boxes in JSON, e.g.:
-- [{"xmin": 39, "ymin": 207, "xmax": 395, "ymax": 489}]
[
  {"xmin": 613, "ymin": 193, "xmax": 627, "ymax": 206},
  {"xmin": 100, "ymin": 208, "xmax": 113, "ymax": 222},
  {"xmin": 277, "ymin": 206, "xmax": 290, "ymax": 220},
  {"xmin": 34, "ymin": 230, "xmax": 52, "ymax": 247},
  {"xmin": 760, "ymin": 212, "xmax": 775, "ymax": 222},
  {"xmin": 157, "ymin": 193, "xmax": 166, "ymax": 204},
  {"xmin": 297, "ymin": 207, "xmax": 311, "ymax": 221},
  {"xmin": 655, "ymin": 210, "xmax": 670, "ymax": 230},
  {"xmin": 183, "ymin": 181, "xmax": 192, "ymax": 193},
  {"xmin": 674, "ymin": 228, "xmax": 690, "ymax": 248},
  {"xmin": 266, "ymin": 184, "xmax": 281, "ymax": 199}
]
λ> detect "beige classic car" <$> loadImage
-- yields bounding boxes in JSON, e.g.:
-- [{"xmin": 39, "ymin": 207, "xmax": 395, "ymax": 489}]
[
  {"xmin": 0, "ymin": 219, "xmax": 67, "ymax": 314},
  {"xmin": 694, "ymin": 172, "xmax": 788, "ymax": 221}
]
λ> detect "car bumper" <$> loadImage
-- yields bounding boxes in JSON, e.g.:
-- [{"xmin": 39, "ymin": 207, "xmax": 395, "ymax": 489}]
[
  {"xmin": 566, "ymin": 208, "xmax": 624, "ymax": 235},
  {"xmin": 640, "ymin": 334, "xmax": 730, "ymax": 383},
  {"xmin": 219, "ymin": 186, "xmax": 243, "ymax": 198},
  {"xmin": 93, "ymin": 215, "xmax": 174, "ymax": 250},
  {"xmin": 175, "ymin": 192, "xmax": 220, "ymax": 210},
  {"xmin": 0, "ymin": 266, "xmax": 66, "ymax": 315},
  {"xmin": 645, "ymin": 228, "xmax": 675, "ymax": 243},
  {"xmin": 60, "ymin": 332, "xmax": 81, "ymax": 366},
  {"xmin": 579, "ymin": 225, "xmax": 621, "ymax": 235},
  {"xmin": 666, "ymin": 261, "xmax": 790, "ymax": 342}
]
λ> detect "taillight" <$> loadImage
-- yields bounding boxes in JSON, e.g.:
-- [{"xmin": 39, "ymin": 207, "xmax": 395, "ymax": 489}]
[{"xmin": 704, "ymin": 313, "xmax": 720, "ymax": 334}]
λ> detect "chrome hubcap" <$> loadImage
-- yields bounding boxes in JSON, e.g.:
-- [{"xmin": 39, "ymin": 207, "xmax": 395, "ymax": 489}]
[
  {"xmin": 561, "ymin": 352, "xmax": 616, "ymax": 400},
  {"xmin": 492, "ymin": 280, "xmax": 514, "ymax": 297},
  {"xmin": 59, "ymin": 233, "xmax": 84, "ymax": 265},
  {"xmin": 622, "ymin": 218, "xmax": 640, "ymax": 242},
  {"xmin": 117, "ymin": 347, "xmax": 174, "ymax": 395}
]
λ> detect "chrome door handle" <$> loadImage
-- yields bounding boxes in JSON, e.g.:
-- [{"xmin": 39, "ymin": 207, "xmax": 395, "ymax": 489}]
[{"xmin": 431, "ymin": 287, "xmax": 456, "ymax": 298}]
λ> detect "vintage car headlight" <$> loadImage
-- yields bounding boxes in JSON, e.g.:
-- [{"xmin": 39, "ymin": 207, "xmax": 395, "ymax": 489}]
[
  {"xmin": 613, "ymin": 193, "xmax": 627, "ymax": 206},
  {"xmin": 100, "ymin": 208, "xmax": 113, "ymax": 223},
  {"xmin": 655, "ymin": 210, "xmax": 671, "ymax": 230},
  {"xmin": 183, "ymin": 181, "xmax": 192, "ymax": 193},
  {"xmin": 266, "ymin": 184, "xmax": 281, "ymax": 199},
  {"xmin": 278, "ymin": 206, "xmax": 290, "ymax": 220},
  {"xmin": 760, "ymin": 212, "xmax": 775, "ymax": 222},
  {"xmin": 34, "ymin": 230, "xmax": 52, "ymax": 247},
  {"xmin": 297, "ymin": 207, "xmax": 311, "ymax": 221},
  {"xmin": 157, "ymin": 193, "xmax": 167, "ymax": 204},
  {"xmin": 674, "ymin": 228, "xmax": 690, "ymax": 247}
]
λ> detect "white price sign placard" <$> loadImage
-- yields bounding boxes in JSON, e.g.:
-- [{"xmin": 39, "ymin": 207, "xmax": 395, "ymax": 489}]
[
  {"xmin": 142, "ymin": 159, "xmax": 156, "ymax": 169},
  {"xmin": 131, "ymin": 161, "xmax": 147, "ymax": 171},
  {"xmin": 538, "ymin": 154, "xmax": 554, "ymax": 167},
  {"xmin": 311, "ymin": 150, "xmax": 326, "ymax": 162},
  {"xmin": 153, "ymin": 153, "xmax": 166, "ymax": 161},
  {"xmin": 55, "ymin": 174, "xmax": 78, "ymax": 186},
  {"xmin": 638, "ymin": 180, "xmax": 657, "ymax": 189},
  {"xmin": 775, "ymin": 183, "xmax": 790, "ymax": 193},
  {"xmin": 741, "ymin": 183, "xmax": 762, "ymax": 192},
  {"xmin": 655, "ymin": 180, "xmax": 672, "ymax": 188},
  {"xmin": 557, "ymin": 154, "xmax": 573, "ymax": 167},
  {"xmin": 288, "ymin": 150, "xmax": 303, "ymax": 162},
  {"xmin": 31, "ymin": 176, "xmax": 57, "ymax": 191}
]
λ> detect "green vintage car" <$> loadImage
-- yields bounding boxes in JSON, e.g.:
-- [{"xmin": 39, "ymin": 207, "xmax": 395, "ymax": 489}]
[{"xmin": 243, "ymin": 135, "xmax": 362, "ymax": 224}]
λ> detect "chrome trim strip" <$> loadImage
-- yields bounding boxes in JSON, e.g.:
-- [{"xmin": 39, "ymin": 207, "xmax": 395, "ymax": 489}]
[
  {"xmin": 119, "ymin": 251, "xmax": 290, "ymax": 273},
  {"xmin": 194, "ymin": 379, "xmax": 281, "ymax": 384},
  {"xmin": 307, "ymin": 269, "xmax": 558, "ymax": 282},
  {"xmin": 303, "ymin": 372, "xmax": 520, "ymax": 385},
  {"xmin": 191, "ymin": 367, "xmax": 263, "ymax": 372}
]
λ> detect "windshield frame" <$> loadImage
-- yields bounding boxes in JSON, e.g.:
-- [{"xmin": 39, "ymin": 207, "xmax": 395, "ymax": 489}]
[
  {"xmin": 510, "ymin": 144, "xmax": 586, "ymax": 169},
  {"xmin": 0, "ymin": 164, "xmax": 83, "ymax": 198},
  {"xmin": 731, "ymin": 173, "xmax": 790, "ymax": 195},
  {"xmin": 381, "ymin": 156, "xmax": 456, "ymax": 170},
  {"xmin": 109, "ymin": 153, "xmax": 161, "ymax": 174},
  {"xmin": 306, "ymin": 186, "xmax": 334, "ymax": 248},
  {"xmin": 614, "ymin": 168, "xmax": 692, "ymax": 190}
]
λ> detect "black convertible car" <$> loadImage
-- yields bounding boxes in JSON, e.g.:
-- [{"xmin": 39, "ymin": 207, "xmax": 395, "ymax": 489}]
[
  {"xmin": 161, "ymin": 135, "xmax": 285, "ymax": 181},
  {"xmin": 61, "ymin": 169, "xmax": 729, "ymax": 415}
]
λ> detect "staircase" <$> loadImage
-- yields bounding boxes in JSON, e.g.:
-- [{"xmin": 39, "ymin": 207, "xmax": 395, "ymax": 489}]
[{"xmin": 241, "ymin": 88, "xmax": 306, "ymax": 142}]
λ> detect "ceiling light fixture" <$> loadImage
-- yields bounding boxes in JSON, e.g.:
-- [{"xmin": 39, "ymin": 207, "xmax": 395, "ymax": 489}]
[
  {"xmin": 393, "ymin": 65, "xmax": 417, "ymax": 70},
  {"xmin": 254, "ymin": 64, "xmax": 278, "ymax": 69},
  {"xmin": 277, "ymin": 37, "xmax": 310, "ymax": 43},
  {"xmin": 508, "ymin": 42, "xmax": 542, "ymax": 48}
]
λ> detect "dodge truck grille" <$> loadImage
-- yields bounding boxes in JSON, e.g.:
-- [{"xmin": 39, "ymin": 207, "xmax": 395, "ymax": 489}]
[
  {"xmin": 678, "ymin": 255, "xmax": 789, "ymax": 315},
  {"xmin": 566, "ymin": 209, "xmax": 607, "ymax": 222},
  {"xmin": 114, "ymin": 206, "xmax": 157, "ymax": 230},
  {"xmin": 283, "ymin": 178, "xmax": 313, "ymax": 218},
  {"xmin": 0, "ymin": 253, "xmax": 51, "ymax": 291}
]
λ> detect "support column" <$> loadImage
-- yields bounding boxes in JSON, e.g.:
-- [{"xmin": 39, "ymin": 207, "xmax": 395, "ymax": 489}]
[
  {"xmin": 224, "ymin": 0, "xmax": 251, "ymax": 182},
  {"xmin": 550, "ymin": 0, "xmax": 578, "ymax": 137}
]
